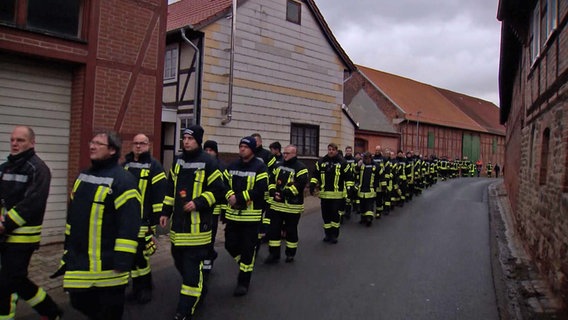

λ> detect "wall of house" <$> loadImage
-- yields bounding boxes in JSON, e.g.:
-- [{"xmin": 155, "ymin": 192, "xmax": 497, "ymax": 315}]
[
  {"xmin": 198, "ymin": 0, "xmax": 349, "ymax": 157},
  {"xmin": 0, "ymin": 0, "xmax": 166, "ymax": 243},
  {"xmin": 355, "ymin": 133, "xmax": 399, "ymax": 155},
  {"xmin": 504, "ymin": 0, "xmax": 568, "ymax": 301}
]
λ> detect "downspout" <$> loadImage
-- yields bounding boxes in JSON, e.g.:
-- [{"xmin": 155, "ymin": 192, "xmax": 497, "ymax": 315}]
[
  {"xmin": 180, "ymin": 27, "xmax": 200, "ymax": 125},
  {"xmin": 222, "ymin": 0, "xmax": 237, "ymax": 125}
]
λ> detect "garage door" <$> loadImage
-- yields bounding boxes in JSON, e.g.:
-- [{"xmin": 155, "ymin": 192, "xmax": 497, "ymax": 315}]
[{"xmin": 0, "ymin": 55, "xmax": 71, "ymax": 244}]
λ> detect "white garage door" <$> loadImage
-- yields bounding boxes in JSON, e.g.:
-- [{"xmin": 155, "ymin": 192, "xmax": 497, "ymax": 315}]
[{"xmin": 0, "ymin": 55, "xmax": 71, "ymax": 244}]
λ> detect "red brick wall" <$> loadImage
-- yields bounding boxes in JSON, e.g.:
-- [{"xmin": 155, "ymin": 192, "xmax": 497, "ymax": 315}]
[{"xmin": 503, "ymin": 1, "xmax": 568, "ymax": 302}]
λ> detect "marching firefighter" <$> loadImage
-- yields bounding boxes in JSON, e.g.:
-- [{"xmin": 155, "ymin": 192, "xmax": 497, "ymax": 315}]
[
  {"xmin": 160, "ymin": 125, "xmax": 224, "ymax": 320},
  {"xmin": 58, "ymin": 130, "xmax": 142, "ymax": 319},
  {"xmin": 342, "ymin": 146, "xmax": 357, "ymax": 222},
  {"xmin": 310, "ymin": 143, "xmax": 350, "ymax": 244},
  {"xmin": 487, "ymin": 161, "xmax": 493, "ymax": 177},
  {"xmin": 372, "ymin": 145, "xmax": 387, "ymax": 217},
  {"xmin": 0, "ymin": 126, "xmax": 62, "ymax": 320},
  {"xmin": 355, "ymin": 153, "xmax": 380, "ymax": 226},
  {"xmin": 264, "ymin": 144, "xmax": 308, "ymax": 264},
  {"xmin": 223, "ymin": 136, "xmax": 268, "ymax": 296}
]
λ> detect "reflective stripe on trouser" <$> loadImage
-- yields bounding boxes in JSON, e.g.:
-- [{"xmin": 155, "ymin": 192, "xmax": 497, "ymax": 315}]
[
  {"xmin": 224, "ymin": 221, "xmax": 259, "ymax": 287},
  {"xmin": 321, "ymin": 198, "xmax": 341, "ymax": 238},
  {"xmin": 359, "ymin": 198, "xmax": 375, "ymax": 221},
  {"xmin": 0, "ymin": 247, "xmax": 59, "ymax": 318},
  {"xmin": 171, "ymin": 245, "xmax": 208, "ymax": 316},
  {"xmin": 267, "ymin": 209, "xmax": 301, "ymax": 258}
]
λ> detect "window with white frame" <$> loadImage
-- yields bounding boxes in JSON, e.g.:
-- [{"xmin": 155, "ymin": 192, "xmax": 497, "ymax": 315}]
[
  {"xmin": 164, "ymin": 44, "xmax": 179, "ymax": 82},
  {"xmin": 291, "ymin": 123, "xmax": 319, "ymax": 157},
  {"xmin": 545, "ymin": 0, "xmax": 558, "ymax": 39},
  {"xmin": 177, "ymin": 116, "xmax": 194, "ymax": 151},
  {"xmin": 530, "ymin": 3, "xmax": 540, "ymax": 63}
]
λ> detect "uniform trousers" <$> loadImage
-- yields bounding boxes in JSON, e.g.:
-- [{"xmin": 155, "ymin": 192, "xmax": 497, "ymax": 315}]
[
  {"xmin": 171, "ymin": 245, "xmax": 208, "ymax": 317},
  {"xmin": 224, "ymin": 221, "xmax": 259, "ymax": 287},
  {"xmin": 320, "ymin": 198, "xmax": 342, "ymax": 239},
  {"xmin": 69, "ymin": 286, "xmax": 125, "ymax": 320},
  {"xmin": 267, "ymin": 209, "xmax": 301, "ymax": 258}
]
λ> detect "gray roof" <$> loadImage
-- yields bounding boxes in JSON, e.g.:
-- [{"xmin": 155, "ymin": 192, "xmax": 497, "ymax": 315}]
[{"xmin": 348, "ymin": 90, "xmax": 398, "ymax": 134}]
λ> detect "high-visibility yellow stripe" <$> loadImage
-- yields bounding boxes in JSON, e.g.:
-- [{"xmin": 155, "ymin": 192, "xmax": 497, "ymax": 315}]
[
  {"xmin": 115, "ymin": 189, "xmax": 140, "ymax": 209},
  {"xmin": 207, "ymin": 169, "xmax": 222, "ymax": 185},
  {"xmin": 89, "ymin": 185, "xmax": 108, "ymax": 272},
  {"xmin": 201, "ymin": 191, "xmax": 215, "ymax": 207},
  {"xmin": 285, "ymin": 240, "xmax": 298, "ymax": 248},
  {"xmin": 169, "ymin": 230, "xmax": 212, "ymax": 246},
  {"xmin": 164, "ymin": 195, "xmax": 174, "ymax": 206},
  {"xmin": 192, "ymin": 170, "xmax": 205, "ymax": 200},
  {"xmin": 7, "ymin": 209, "xmax": 25, "ymax": 226},
  {"xmin": 26, "ymin": 288, "xmax": 47, "ymax": 307},
  {"xmin": 152, "ymin": 171, "xmax": 166, "ymax": 184},
  {"xmin": 63, "ymin": 270, "xmax": 130, "ymax": 288},
  {"xmin": 0, "ymin": 293, "xmax": 18, "ymax": 319},
  {"xmin": 115, "ymin": 238, "xmax": 138, "ymax": 254},
  {"xmin": 152, "ymin": 202, "xmax": 163, "ymax": 213}
]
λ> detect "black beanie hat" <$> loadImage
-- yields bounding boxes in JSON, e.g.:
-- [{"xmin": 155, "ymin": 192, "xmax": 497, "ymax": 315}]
[
  {"xmin": 183, "ymin": 125, "xmax": 204, "ymax": 145},
  {"xmin": 203, "ymin": 140, "xmax": 218, "ymax": 154},
  {"xmin": 239, "ymin": 136, "xmax": 257, "ymax": 151}
]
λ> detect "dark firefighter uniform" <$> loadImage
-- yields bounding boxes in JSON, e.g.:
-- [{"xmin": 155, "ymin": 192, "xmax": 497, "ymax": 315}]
[
  {"xmin": 354, "ymin": 154, "xmax": 380, "ymax": 226},
  {"xmin": 61, "ymin": 156, "xmax": 142, "ymax": 319},
  {"xmin": 262, "ymin": 153, "xmax": 282, "ymax": 238},
  {"xmin": 123, "ymin": 151, "xmax": 167, "ymax": 302},
  {"xmin": 162, "ymin": 142, "xmax": 224, "ymax": 317},
  {"xmin": 0, "ymin": 148, "xmax": 61, "ymax": 319},
  {"xmin": 342, "ymin": 153, "xmax": 357, "ymax": 221},
  {"xmin": 372, "ymin": 153, "xmax": 387, "ymax": 216},
  {"xmin": 265, "ymin": 154, "xmax": 308, "ymax": 263},
  {"xmin": 223, "ymin": 138, "xmax": 268, "ymax": 296},
  {"xmin": 487, "ymin": 162, "xmax": 493, "ymax": 177},
  {"xmin": 310, "ymin": 149, "xmax": 350, "ymax": 243}
]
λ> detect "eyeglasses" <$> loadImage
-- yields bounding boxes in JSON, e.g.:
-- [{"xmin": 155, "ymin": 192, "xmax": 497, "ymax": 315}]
[
  {"xmin": 283, "ymin": 152, "xmax": 292, "ymax": 155},
  {"xmin": 89, "ymin": 141, "xmax": 108, "ymax": 147},
  {"xmin": 133, "ymin": 142, "xmax": 149, "ymax": 146}
]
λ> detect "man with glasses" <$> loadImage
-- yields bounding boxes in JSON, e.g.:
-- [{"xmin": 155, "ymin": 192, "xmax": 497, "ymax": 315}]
[
  {"xmin": 56, "ymin": 130, "xmax": 141, "ymax": 319},
  {"xmin": 0, "ymin": 126, "xmax": 62, "ymax": 320},
  {"xmin": 123, "ymin": 133, "xmax": 167, "ymax": 304}
]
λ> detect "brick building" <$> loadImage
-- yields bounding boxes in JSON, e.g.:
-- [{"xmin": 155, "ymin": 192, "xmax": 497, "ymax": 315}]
[
  {"xmin": 345, "ymin": 66, "xmax": 505, "ymax": 166},
  {"xmin": 498, "ymin": 0, "xmax": 568, "ymax": 302},
  {"xmin": 0, "ymin": 0, "xmax": 167, "ymax": 243}
]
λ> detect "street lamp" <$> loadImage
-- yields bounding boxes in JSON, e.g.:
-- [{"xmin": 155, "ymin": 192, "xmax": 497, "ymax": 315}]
[{"xmin": 416, "ymin": 111, "xmax": 422, "ymax": 153}]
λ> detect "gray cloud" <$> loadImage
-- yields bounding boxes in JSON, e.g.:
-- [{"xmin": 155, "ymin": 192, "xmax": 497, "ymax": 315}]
[{"xmin": 315, "ymin": 0, "xmax": 501, "ymax": 105}]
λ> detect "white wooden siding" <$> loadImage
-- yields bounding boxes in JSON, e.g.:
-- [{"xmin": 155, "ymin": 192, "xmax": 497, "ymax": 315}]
[
  {"xmin": 0, "ymin": 55, "xmax": 71, "ymax": 244},
  {"xmin": 199, "ymin": 0, "xmax": 349, "ymax": 156}
]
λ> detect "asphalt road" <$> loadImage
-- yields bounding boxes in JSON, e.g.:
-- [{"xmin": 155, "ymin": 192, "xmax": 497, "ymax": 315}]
[{"xmin": 18, "ymin": 178, "xmax": 499, "ymax": 320}]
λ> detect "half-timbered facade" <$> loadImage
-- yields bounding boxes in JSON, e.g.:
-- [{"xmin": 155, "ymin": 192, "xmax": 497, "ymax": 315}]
[
  {"xmin": 498, "ymin": 0, "xmax": 568, "ymax": 302},
  {"xmin": 0, "ymin": 0, "xmax": 166, "ymax": 243},
  {"xmin": 164, "ymin": 0, "xmax": 356, "ymax": 168}
]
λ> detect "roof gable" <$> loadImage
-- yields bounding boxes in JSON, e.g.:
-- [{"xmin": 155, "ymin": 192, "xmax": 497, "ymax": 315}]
[
  {"xmin": 167, "ymin": 0, "xmax": 355, "ymax": 71},
  {"xmin": 348, "ymin": 90, "xmax": 398, "ymax": 134}
]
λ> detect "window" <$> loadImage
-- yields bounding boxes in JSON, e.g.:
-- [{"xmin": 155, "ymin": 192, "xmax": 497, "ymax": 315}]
[
  {"xmin": 286, "ymin": 0, "xmax": 301, "ymax": 25},
  {"xmin": 530, "ymin": 3, "xmax": 541, "ymax": 63},
  {"xmin": 545, "ymin": 0, "xmax": 558, "ymax": 39},
  {"xmin": 291, "ymin": 123, "xmax": 319, "ymax": 157},
  {"xmin": 164, "ymin": 44, "xmax": 179, "ymax": 82},
  {"xmin": 0, "ymin": 0, "xmax": 84, "ymax": 38},
  {"xmin": 539, "ymin": 128, "xmax": 550, "ymax": 185},
  {"xmin": 427, "ymin": 132, "xmax": 435, "ymax": 149}
]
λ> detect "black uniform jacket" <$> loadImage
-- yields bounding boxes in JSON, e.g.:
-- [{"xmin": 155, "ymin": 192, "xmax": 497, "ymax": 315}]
[
  {"xmin": 268, "ymin": 156, "xmax": 308, "ymax": 214},
  {"xmin": 0, "ymin": 148, "xmax": 50, "ymax": 248},
  {"xmin": 223, "ymin": 157, "xmax": 268, "ymax": 222}
]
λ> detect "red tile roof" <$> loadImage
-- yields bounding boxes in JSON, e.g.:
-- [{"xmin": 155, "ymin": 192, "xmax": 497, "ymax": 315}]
[
  {"xmin": 167, "ymin": 0, "xmax": 233, "ymax": 31},
  {"xmin": 357, "ymin": 65, "xmax": 500, "ymax": 134}
]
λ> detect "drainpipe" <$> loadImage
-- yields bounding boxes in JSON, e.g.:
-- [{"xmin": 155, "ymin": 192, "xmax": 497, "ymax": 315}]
[
  {"xmin": 222, "ymin": 0, "xmax": 237, "ymax": 125},
  {"xmin": 181, "ymin": 28, "xmax": 200, "ymax": 125}
]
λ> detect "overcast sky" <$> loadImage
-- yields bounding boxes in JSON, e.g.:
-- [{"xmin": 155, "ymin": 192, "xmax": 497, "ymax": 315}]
[{"xmin": 314, "ymin": 0, "xmax": 502, "ymax": 106}]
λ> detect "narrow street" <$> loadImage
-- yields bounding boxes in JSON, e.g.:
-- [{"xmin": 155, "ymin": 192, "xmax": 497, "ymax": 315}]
[{"xmin": 18, "ymin": 178, "xmax": 500, "ymax": 320}]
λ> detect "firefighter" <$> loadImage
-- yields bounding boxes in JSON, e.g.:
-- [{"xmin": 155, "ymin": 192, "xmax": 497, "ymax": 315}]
[
  {"xmin": 342, "ymin": 146, "xmax": 357, "ymax": 222},
  {"xmin": 203, "ymin": 140, "xmax": 226, "ymax": 277},
  {"xmin": 310, "ymin": 143, "xmax": 350, "ymax": 244},
  {"xmin": 264, "ymin": 145, "xmax": 308, "ymax": 264},
  {"xmin": 372, "ymin": 146, "xmax": 387, "ymax": 216},
  {"xmin": 355, "ymin": 153, "xmax": 380, "ymax": 226},
  {"xmin": 223, "ymin": 136, "xmax": 268, "ymax": 296},
  {"xmin": 251, "ymin": 133, "xmax": 271, "ymax": 246},
  {"xmin": 58, "ymin": 130, "xmax": 141, "ymax": 319},
  {"xmin": 160, "ymin": 125, "xmax": 224, "ymax": 320},
  {"xmin": 123, "ymin": 133, "xmax": 167, "ymax": 304},
  {"xmin": 487, "ymin": 161, "xmax": 493, "ymax": 177},
  {"xmin": 0, "ymin": 126, "xmax": 62, "ymax": 320}
]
